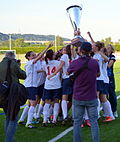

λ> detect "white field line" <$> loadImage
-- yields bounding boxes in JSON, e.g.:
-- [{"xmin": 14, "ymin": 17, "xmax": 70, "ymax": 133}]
[
  {"xmin": 48, "ymin": 95, "xmax": 120, "ymax": 142},
  {"xmin": 48, "ymin": 127, "xmax": 73, "ymax": 142}
]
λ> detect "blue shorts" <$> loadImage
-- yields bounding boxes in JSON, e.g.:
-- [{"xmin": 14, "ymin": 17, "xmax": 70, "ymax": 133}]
[
  {"xmin": 97, "ymin": 80, "xmax": 106, "ymax": 95},
  {"xmin": 37, "ymin": 84, "xmax": 44, "ymax": 99},
  {"xmin": 42, "ymin": 94, "xmax": 45, "ymax": 102},
  {"xmin": 104, "ymin": 83, "xmax": 109, "ymax": 95},
  {"xmin": 43, "ymin": 88, "xmax": 62, "ymax": 101},
  {"xmin": 26, "ymin": 87, "xmax": 38, "ymax": 101},
  {"xmin": 62, "ymin": 78, "xmax": 73, "ymax": 95}
]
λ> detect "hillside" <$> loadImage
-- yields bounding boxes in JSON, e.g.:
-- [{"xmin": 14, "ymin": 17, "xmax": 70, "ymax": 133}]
[{"xmin": 0, "ymin": 32, "xmax": 70, "ymax": 41}]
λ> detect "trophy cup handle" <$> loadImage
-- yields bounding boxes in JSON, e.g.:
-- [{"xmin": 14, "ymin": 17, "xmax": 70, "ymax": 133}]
[{"xmin": 66, "ymin": 5, "xmax": 82, "ymax": 12}]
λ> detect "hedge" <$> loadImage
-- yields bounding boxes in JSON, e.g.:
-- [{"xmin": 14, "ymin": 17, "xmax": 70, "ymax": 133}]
[
  {"xmin": 0, "ymin": 46, "xmax": 63, "ymax": 54},
  {"xmin": 1, "ymin": 44, "xmax": 120, "ymax": 53},
  {"xmin": 114, "ymin": 44, "xmax": 120, "ymax": 51}
]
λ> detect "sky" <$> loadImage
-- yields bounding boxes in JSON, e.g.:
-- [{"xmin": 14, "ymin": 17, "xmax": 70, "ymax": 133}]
[{"xmin": 0, "ymin": 0, "xmax": 120, "ymax": 41}]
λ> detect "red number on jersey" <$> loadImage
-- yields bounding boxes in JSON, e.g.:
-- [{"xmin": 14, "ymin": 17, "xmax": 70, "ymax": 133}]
[
  {"xmin": 47, "ymin": 66, "xmax": 50, "ymax": 75},
  {"xmin": 51, "ymin": 66, "xmax": 56, "ymax": 73},
  {"xmin": 47, "ymin": 66, "xmax": 56, "ymax": 75}
]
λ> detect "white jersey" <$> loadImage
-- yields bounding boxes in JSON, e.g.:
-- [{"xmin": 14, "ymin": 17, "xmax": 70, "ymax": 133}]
[
  {"xmin": 37, "ymin": 61, "xmax": 46, "ymax": 86},
  {"xmin": 42, "ymin": 60, "xmax": 61, "ymax": 89},
  {"xmin": 75, "ymin": 54, "xmax": 80, "ymax": 60},
  {"xmin": 24, "ymin": 60, "xmax": 40, "ymax": 87},
  {"xmin": 60, "ymin": 54, "xmax": 70, "ymax": 79},
  {"xmin": 93, "ymin": 53, "xmax": 104, "ymax": 81},
  {"xmin": 102, "ymin": 62, "xmax": 109, "ymax": 83}
]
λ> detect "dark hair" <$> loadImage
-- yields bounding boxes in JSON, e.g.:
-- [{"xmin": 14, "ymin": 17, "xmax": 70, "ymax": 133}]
[
  {"xmin": 95, "ymin": 41, "xmax": 104, "ymax": 51},
  {"xmin": 65, "ymin": 45, "xmax": 72, "ymax": 60},
  {"xmin": 25, "ymin": 51, "xmax": 33, "ymax": 60},
  {"xmin": 90, "ymin": 52, "xmax": 94, "ymax": 57},
  {"xmin": 54, "ymin": 51, "xmax": 62, "ymax": 60},
  {"xmin": 80, "ymin": 42, "xmax": 92, "ymax": 55},
  {"xmin": 45, "ymin": 49, "xmax": 54, "ymax": 64},
  {"xmin": 102, "ymin": 47, "xmax": 108, "ymax": 56},
  {"xmin": 107, "ymin": 44, "xmax": 115, "ymax": 53}
]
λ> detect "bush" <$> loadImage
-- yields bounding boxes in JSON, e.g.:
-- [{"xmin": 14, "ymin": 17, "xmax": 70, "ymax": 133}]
[
  {"xmin": 114, "ymin": 44, "xmax": 120, "ymax": 51},
  {"xmin": 0, "ymin": 46, "xmax": 63, "ymax": 54}
]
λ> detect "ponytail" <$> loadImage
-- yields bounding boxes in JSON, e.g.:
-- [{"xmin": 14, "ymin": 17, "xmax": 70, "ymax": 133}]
[
  {"xmin": 45, "ymin": 56, "xmax": 48, "ymax": 64},
  {"xmin": 45, "ymin": 49, "xmax": 54, "ymax": 64}
]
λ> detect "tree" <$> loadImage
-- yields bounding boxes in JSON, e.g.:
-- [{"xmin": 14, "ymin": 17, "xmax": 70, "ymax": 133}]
[
  {"xmin": 56, "ymin": 36, "xmax": 64, "ymax": 46},
  {"xmin": 101, "ymin": 37, "xmax": 112, "ymax": 46},
  {"xmin": 15, "ymin": 38, "xmax": 25, "ymax": 47}
]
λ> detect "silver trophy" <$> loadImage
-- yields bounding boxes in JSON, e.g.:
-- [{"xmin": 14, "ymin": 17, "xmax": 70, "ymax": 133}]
[{"xmin": 66, "ymin": 5, "xmax": 85, "ymax": 47}]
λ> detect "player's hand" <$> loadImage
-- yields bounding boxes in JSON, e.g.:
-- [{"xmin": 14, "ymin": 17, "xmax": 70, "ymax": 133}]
[
  {"xmin": 87, "ymin": 31, "xmax": 90, "ymax": 35},
  {"xmin": 47, "ymin": 73, "xmax": 56, "ymax": 80},
  {"xmin": 47, "ymin": 74, "xmax": 53, "ymax": 80}
]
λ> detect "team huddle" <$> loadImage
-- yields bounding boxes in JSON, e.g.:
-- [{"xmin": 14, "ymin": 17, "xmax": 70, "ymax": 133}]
[{"xmin": 18, "ymin": 33, "xmax": 118, "ymax": 130}]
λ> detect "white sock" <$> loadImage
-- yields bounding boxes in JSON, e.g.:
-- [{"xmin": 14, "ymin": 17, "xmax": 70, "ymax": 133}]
[
  {"xmin": 97, "ymin": 98, "xmax": 101, "ymax": 118},
  {"xmin": 35, "ymin": 104, "xmax": 39, "ymax": 112},
  {"xmin": 33, "ymin": 104, "xmax": 39, "ymax": 119},
  {"xmin": 48, "ymin": 105, "xmax": 53, "ymax": 119},
  {"xmin": 61, "ymin": 100, "xmax": 68, "ymax": 119},
  {"xmin": 19, "ymin": 104, "xmax": 29, "ymax": 122},
  {"xmin": 36, "ymin": 104, "xmax": 43, "ymax": 118},
  {"xmin": 102, "ymin": 101, "xmax": 115, "ymax": 119},
  {"xmin": 43, "ymin": 103, "xmax": 50, "ymax": 123},
  {"xmin": 53, "ymin": 103, "xmax": 59, "ymax": 122},
  {"xmin": 84, "ymin": 108, "xmax": 89, "ymax": 120},
  {"xmin": 35, "ymin": 104, "xmax": 39, "ymax": 113},
  {"xmin": 26, "ymin": 106, "xmax": 35, "ymax": 125}
]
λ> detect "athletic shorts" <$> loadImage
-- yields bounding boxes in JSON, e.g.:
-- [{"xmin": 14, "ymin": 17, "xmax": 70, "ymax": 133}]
[
  {"xmin": 104, "ymin": 83, "xmax": 109, "ymax": 95},
  {"xmin": 62, "ymin": 78, "xmax": 73, "ymax": 95},
  {"xmin": 26, "ymin": 87, "xmax": 38, "ymax": 101},
  {"xmin": 97, "ymin": 80, "xmax": 106, "ymax": 95},
  {"xmin": 37, "ymin": 84, "xmax": 44, "ymax": 99},
  {"xmin": 43, "ymin": 88, "xmax": 62, "ymax": 101}
]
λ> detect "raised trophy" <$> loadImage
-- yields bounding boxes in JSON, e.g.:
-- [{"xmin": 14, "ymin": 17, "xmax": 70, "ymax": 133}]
[{"xmin": 66, "ymin": 5, "xmax": 85, "ymax": 47}]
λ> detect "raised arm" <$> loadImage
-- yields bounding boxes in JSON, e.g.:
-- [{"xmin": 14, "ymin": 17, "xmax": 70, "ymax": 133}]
[
  {"xmin": 99, "ymin": 51, "xmax": 109, "ymax": 63},
  {"xmin": 33, "ymin": 43, "xmax": 53, "ymax": 64},
  {"xmin": 71, "ymin": 45, "xmax": 77, "ymax": 59},
  {"xmin": 87, "ymin": 32, "xmax": 95, "ymax": 43}
]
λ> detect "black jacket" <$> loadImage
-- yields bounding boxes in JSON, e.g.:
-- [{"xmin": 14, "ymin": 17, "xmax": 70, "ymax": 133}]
[
  {"xmin": 0, "ymin": 57, "xmax": 27, "ymax": 120},
  {"xmin": 6, "ymin": 82, "xmax": 28, "ymax": 121}
]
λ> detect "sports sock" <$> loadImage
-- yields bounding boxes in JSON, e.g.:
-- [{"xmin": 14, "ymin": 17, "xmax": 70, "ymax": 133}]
[
  {"xmin": 48, "ymin": 105, "xmax": 53, "ymax": 118},
  {"xmin": 43, "ymin": 103, "xmax": 50, "ymax": 123},
  {"xmin": 61, "ymin": 100, "xmax": 68, "ymax": 119},
  {"xmin": 53, "ymin": 103, "xmax": 59, "ymax": 122},
  {"xmin": 19, "ymin": 104, "xmax": 29, "ymax": 122},
  {"xmin": 97, "ymin": 98, "xmax": 101, "ymax": 118},
  {"xmin": 102, "ymin": 100, "xmax": 115, "ymax": 119},
  {"xmin": 84, "ymin": 108, "xmax": 89, "ymax": 120},
  {"xmin": 33, "ymin": 104, "xmax": 39, "ymax": 119},
  {"xmin": 36, "ymin": 104, "xmax": 43, "ymax": 118},
  {"xmin": 26, "ymin": 106, "xmax": 35, "ymax": 125}
]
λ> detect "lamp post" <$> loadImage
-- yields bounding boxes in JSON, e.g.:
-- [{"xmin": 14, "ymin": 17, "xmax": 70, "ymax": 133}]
[
  {"xmin": 9, "ymin": 34, "xmax": 12, "ymax": 50},
  {"xmin": 54, "ymin": 35, "xmax": 57, "ymax": 52}
]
